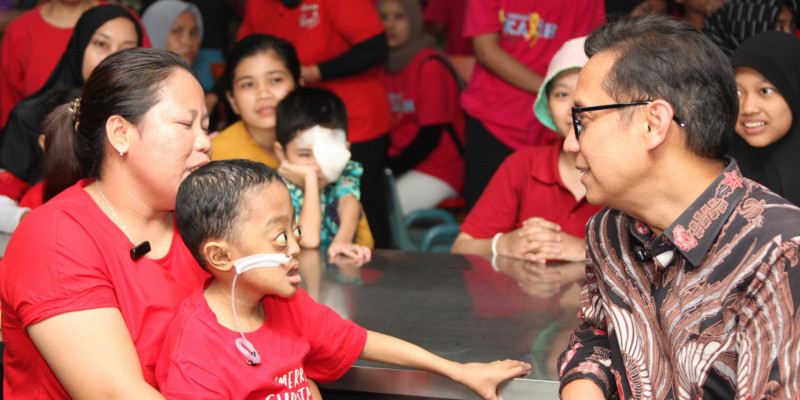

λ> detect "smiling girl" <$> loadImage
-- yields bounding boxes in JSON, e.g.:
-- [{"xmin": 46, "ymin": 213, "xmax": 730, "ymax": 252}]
[
  {"xmin": 211, "ymin": 34, "xmax": 299, "ymax": 170},
  {"xmin": 729, "ymin": 30, "xmax": 800, "ymax": 206}
]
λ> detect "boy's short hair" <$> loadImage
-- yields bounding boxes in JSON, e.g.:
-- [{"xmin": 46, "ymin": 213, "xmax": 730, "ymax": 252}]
[
  {"xmin": 276, "ymin": 86, "xmax": 348, "ymax": 148},
  {"xmin": 176, "ymin": 159, "xmax": 286, "ymax": 269}
]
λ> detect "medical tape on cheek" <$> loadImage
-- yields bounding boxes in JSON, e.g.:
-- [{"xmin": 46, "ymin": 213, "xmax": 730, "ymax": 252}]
[{"xmin": 232, "ymin": 253, "xmax": 293, "ymax": 274}]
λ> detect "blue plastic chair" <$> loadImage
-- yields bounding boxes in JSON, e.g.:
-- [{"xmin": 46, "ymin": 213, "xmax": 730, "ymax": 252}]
[{"xmin": 384, "ymin": 169, "xmax": 461, "ymax": 252}]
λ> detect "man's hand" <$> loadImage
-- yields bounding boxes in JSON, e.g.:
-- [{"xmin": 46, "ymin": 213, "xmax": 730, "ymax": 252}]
[{"xmin": 454, "ymin": 360, "xmax": 531, "ymax": 400}]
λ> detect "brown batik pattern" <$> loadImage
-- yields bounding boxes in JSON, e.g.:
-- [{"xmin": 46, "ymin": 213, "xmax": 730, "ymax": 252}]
[{"xmin": 558, "ymin": 161, "xmax": 800, "ymax": 399}]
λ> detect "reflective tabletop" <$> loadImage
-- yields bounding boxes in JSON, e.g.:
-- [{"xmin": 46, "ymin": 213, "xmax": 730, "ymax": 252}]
[{"xmin": 297, "ymin": 249, "xmax": 585, "ymax": 399}]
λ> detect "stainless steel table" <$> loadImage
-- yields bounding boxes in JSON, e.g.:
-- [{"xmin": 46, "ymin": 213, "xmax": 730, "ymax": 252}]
[{"xmin": 296, "ymin": 249, "xmax": 586, "ymax": 400}]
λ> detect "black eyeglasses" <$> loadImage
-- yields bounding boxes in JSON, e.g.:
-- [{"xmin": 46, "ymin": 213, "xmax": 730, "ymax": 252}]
[{"xmin": 571, "ymin": 101, "xmax": 686, "ymax": 140}]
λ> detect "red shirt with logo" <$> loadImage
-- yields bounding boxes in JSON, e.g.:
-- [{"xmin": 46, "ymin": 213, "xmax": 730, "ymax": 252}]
[
  {"xmin": 238, "ymin": 0, "xmax": 391, "ymax": 143},
  {"xmin": 460, "ymin": 0, "xmax": 604, "ymax": 149},
  {"xmin": 381, "ymin": 48, "xmax": 465, "ymax": 193},
  {"xmin": 460, "ymin": 139, "xmax": 602, "ymax": 239}
]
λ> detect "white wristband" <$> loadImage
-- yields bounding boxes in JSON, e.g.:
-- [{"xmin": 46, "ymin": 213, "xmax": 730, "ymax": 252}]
[{"xmin": 491, "ymin": 232, "xmax": 503, "ymax": 256}]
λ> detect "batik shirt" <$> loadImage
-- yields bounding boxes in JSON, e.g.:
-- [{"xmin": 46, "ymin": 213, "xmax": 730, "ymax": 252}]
[
  {"xmin": 285, "ymin": 160, "xmax": 362, "ymax": 249},
  {"xmin": 558, "ymin": 160, "xmax": 800, "ymax": 400}
]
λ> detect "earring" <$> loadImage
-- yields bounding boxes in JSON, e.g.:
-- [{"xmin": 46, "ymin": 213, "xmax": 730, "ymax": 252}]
[{"xmin": 118, "ymin": 145, "xmax": 127, "ymax": 156}]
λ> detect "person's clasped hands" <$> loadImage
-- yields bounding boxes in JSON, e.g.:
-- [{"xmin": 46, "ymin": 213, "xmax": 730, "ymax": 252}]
[{"xmin": 495, "ymin": 217, "xmax": 585, "ymax": 262}]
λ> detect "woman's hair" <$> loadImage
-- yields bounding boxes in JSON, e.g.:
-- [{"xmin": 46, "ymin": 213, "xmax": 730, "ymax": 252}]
[
  {"xmin": 42, "ymin": 48, "xmax": 192, "ymax": 194},
  {"xmin": 41, "ymin": 87, "xmax": 84, "ymax": 203},
  {"xmin": 276, "ymin": 86, "xmax": 348, "ymax": 147},
  {"xmin": 224, "ymin": 34, "xmax": 301, "ymax": 92}
]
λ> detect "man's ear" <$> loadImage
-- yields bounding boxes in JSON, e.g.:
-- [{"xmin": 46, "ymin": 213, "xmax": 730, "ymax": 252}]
[
  {"xmin": 226, "ymin": 90, "xmax": 241, "ymax": 116},
  {"xmin": 106, "ymin": 115, "xmax": 133, "ymax": 156},
  {"xmin": 202, "ymin": 240, "xmax": 235, "ymax": 273},
  {"xmin": 643, "ymin": 99, "xmax": 674, "ymax": 151}
]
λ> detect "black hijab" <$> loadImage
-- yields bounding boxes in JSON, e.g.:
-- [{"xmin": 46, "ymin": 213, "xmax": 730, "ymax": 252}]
[
  {"xmin": 704, "ymin": 0, "xmax": 798, "ymax": 56},
  {"xmin": 729, "ymin": 30, "xmax": 800, "ymax": 206},
  {"xmin": 0, "ymin": 4, "xmax": 143, "ymax": 184}
]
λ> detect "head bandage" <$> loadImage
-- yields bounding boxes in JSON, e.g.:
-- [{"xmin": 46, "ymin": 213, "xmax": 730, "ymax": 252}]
[
  {"xmin": 296, "ymin": 125, "xmax": 350, "ymax": 183},
  {"xmin": 230, "ymin": 252, "xmax": 293, "ymax": 365}
]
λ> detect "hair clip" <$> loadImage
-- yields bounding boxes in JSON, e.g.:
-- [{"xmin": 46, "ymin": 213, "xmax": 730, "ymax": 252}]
[{"xmin": 69, "ymin": 97, "xmax": 81, "ymax": 125}]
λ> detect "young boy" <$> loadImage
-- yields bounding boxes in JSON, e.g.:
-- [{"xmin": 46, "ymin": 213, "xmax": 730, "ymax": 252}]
[
  {"xmin": 274, "ymin": 87, "xmax": 370, "ymax": 260},
  {"xmin": 157, "ymin": 159, "xmax": 530, "ymax": 399}
]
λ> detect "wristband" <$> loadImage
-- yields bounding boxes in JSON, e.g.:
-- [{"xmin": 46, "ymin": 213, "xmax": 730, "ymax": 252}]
[{"xmin": 491, "ymin": 232, "xmax": 503, "ymax": 256}]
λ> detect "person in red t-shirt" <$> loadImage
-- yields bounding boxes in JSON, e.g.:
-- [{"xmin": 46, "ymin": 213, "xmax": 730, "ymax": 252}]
[
  {"xmin": 160, "ymin": 158, "xmax": 531, "ymax": 399},
  {"xmin": 379, "ymin": 0, "xmax": 465, "ymax": 214},
  {"xmin": 452, "ymin": 37, "xmax": 602, "ymax": 263},
  {"xmin": 238, "ymin": 0, "xmax": 394, "ymax": 248},
  {"xmin": 423, "ymin": 0, "xmax": 474, "ymax": 56},
  {"xmin": 0, "ymin": 0, "xmax": 150, "ymax": 129},
  {"xmin": 460, "ymin": 0, "xmax": 605, "ymax": 211},
  {"xmin": 0, "ymin": 49, "xmax": 211, "ymax": 399}
]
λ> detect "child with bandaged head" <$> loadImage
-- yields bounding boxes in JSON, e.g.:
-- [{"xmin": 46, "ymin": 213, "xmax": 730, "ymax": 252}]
[
  {"xmin": 273, "ymin": 87, "xmax": 371, "ymax": 260},
  {"xmin": 156, "ymin": 158, "xmax": 531, "ymax": 399}
]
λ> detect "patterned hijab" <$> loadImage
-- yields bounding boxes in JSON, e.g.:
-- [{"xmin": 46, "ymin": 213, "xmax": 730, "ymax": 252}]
[
  {"xmin": 703, "ymin": 0, "xmax": 798, "ymax": 56},
  {"xmin": 379, "ymin": 0, "xmax": 437, "ymax": 73},
  {"xmin": 729, "ymin": 30, "xmax": 800, "ymax": 206}
]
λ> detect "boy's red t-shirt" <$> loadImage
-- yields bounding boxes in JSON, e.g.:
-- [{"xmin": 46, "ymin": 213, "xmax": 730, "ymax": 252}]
[
  {"xmin": 460, "ymin": 0, "xmax": 605, "ymax": 149},
  {"xmin": 156, "ymin": 288, "xmax": 368, "ymax": 399},
  {"xmin": 238, "ymin": 0, "xmax": 391, "ymax": 143},
  {"xmin": 382, "ymin": 48, "xmax": 465, "ymax": 192}
]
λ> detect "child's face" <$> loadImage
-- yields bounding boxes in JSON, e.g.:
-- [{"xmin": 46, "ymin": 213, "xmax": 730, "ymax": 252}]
[
  {"xmin": 283, "ymin": 131, "xmax": 329, "ymax": 187},
  {"xmin": 227, "ymin": 50, "xmax": 296, "ymax": 133},
  {"xmin": 227, "ymin": 182, "xmax": 302, "ymax": 297},
  {"xmin": 546, "ymin": 69, "xmax": 580, "ymax": 138},
  {"xmin": 734, "ymin": 66, "xmax": 793, "ymax": 148}
]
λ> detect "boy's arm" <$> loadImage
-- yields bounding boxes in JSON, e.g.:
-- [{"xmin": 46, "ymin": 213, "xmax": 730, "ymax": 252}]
[
  {"xmin": 360, "ymin": 330, "xmax": 530, "ymax": 400},
  {"xmin": 332, "ymin": 194, "xmax": 360, "ymax": 245},
  {"xmin": 280, "ymin": 163, "xmax": 322, "ymax": 249}
]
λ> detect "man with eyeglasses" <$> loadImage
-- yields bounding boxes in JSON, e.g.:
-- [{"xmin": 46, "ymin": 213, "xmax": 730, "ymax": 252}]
[{"xmin": 558, "ymin": 14, "xmax": 800, "ymax": 400}]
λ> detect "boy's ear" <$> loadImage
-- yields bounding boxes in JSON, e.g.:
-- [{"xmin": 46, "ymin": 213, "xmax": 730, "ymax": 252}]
[
  {"xmin": 202, "ymin": 240, "xmax": 235, "ymax": 273},
  {"xmin": 274, "ymin": 142, "xmax": 288, "ymax": 163},
  {"xmin": 226, "ymin": 90, "xmax": 241, "ymax": 116}
]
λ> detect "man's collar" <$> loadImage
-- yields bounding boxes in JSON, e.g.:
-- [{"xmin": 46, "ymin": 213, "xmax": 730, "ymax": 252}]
[{"xmin": 629, "ymin": 159, "xmax": 746, "ymax": 268}]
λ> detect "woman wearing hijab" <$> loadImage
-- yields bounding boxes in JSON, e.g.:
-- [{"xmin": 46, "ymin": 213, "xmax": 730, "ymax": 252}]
[
  {"xmin": 379, "ymin": 0, "xmax": 465, "ymax": 215},
  {"xmin": 0, "ymin": 4, "xmax": 143, "ymax": 188},
  {"xmin": 729, "ymin": 30, "xmax": 800, "ymax": 206},
  {"xmin": 142, "ymin": 0, "xmax": 203, "ymax": 66},
  {"xmin": 703, "ymin": 0, "xmax": 798, "ymax": 55},
  {"xmin": 0, "ymin": 4, "xmax": 143, "ymax": 250}
]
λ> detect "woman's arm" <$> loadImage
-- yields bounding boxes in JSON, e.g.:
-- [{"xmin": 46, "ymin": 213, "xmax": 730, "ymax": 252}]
[
  {"xmin": 27, "ymin": 308, "xmax": 165, "ymax": 400},
  {"xmin": 472, "ymin": 32, "xmax": 543, "ymax": 93},
  {"xmin": 387, "ymin": 125, "xmax": 443, "ymax": 176},
  {"xmin": 304, "ymin": 33, "xmax": 389, "ymax": 83},
  {"xmin": 361, "ymin": 330, "xmax": 530, "ymax": 400}
]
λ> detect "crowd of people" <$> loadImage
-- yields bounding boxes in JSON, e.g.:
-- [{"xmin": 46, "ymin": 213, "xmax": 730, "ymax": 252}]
[{"xmin": 0, "ymin": 0, "xmax": 800, "ymax": 398}]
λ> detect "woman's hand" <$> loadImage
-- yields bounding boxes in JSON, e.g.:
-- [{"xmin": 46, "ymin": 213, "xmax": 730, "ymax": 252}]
[{"xmin": 301, "ymin": 64, "xmax": 321, "ymax": 84}]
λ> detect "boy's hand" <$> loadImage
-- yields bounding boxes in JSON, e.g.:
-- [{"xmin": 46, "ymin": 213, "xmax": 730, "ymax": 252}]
[
  {"xmin": 328, "ymin": 242, "xmax": 372, "ymax": 262},
  {"xmin": 455, "ymin": 360, "xmax": 531, "ymax": 400},
  {"xmin": 278, "ymin": 162, "xmax": 319, "ymax": 190}
]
